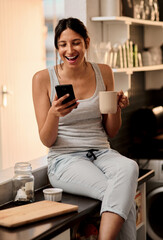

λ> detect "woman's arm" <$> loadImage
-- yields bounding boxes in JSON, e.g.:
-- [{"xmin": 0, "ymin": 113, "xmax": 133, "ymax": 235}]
[
  {"xmin": 32, "ymin": 70, "xmax": 78, "ymax": 147},
  {"xmin": 32, "ymin": 70, "xmax": 59, "ymax": 147},
  {"xmin": 98, "ymin": 64, "xmax": 129, "ymax": 138}
]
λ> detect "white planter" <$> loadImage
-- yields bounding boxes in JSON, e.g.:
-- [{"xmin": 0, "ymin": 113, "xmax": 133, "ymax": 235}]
[{"xmin": 100, "ymin": 0, "xmax": 120, "ymax": 16}]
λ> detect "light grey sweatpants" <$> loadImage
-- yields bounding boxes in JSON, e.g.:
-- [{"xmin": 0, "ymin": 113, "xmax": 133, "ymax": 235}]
[{"xmin": 48, "ymin": 149, "xmax": 139, "ymax": 240}]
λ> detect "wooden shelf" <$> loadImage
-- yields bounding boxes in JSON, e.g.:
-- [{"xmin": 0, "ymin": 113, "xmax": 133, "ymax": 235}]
[
  {"xmin": 112, "ymin": 64, "xmax": 163, "ymax": 74},
  {"xmin": 91, "ymin": 16, "xmax": 163, "ymax": 27},
  {"xmin": 138, "ymin": 169, "xmax": 155, "ymax": 186},
  {"xmin": 136, "ymin": 221, "xmax": 145, "ymax": 231}
]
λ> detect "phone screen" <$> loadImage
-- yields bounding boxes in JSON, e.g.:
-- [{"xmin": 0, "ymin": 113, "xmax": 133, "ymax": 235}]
[{"xmin": 55, "ymin": 84, "xmax": 76, "ymax": 107}]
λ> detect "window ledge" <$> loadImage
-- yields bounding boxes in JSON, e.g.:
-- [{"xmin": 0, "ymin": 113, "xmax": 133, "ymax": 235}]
[{"xmin": 0, "ymin": 156, "xmax": 49, "ymax": 206}]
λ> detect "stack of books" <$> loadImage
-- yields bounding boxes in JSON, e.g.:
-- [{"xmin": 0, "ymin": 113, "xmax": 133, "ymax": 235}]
[{"xmin": 107, "ymin": 40, "xmax": 143, "ymax": 69}]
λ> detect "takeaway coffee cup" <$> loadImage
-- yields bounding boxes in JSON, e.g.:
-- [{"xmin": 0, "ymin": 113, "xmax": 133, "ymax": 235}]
[{"xmin": 99, "ymin": 91, "xmax": 117, "ymax": 114}]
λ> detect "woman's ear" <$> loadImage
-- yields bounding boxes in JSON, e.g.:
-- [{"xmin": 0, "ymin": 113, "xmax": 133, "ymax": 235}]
[{"xmin": 85, "ymin": 37, "xmax": 90, "ymax": 49}]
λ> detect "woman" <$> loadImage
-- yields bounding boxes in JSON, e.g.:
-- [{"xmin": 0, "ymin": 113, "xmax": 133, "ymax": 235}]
[{"xmin": 32, "ymin": 17, "xmax": 138, "ymax": 240}]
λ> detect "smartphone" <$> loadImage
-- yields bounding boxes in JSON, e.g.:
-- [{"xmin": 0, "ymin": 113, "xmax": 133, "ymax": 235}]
[{"xmin": 55, "ymin": 84, "xmax": 76, "ymax": 107}]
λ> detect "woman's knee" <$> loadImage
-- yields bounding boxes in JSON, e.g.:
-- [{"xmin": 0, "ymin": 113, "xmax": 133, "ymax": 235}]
[
  {"xmin": 119, "ymin": 158, "xmax": 139, "ymax": 182},
  {"xmin": 123, "ymin": 159, "xmax": 139, "ymax": 185},
  {"xmin": 129, "ymin": 160, "xmax": 139, "ymax": 179}
]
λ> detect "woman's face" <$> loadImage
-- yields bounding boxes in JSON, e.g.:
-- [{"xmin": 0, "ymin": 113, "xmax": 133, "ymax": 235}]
[{"xmin": 57, "ymin": 28, "xmax": 89, "ymax": 68}]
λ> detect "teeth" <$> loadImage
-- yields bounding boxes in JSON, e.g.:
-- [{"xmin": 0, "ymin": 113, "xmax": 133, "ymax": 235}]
[{"xmin": 67, "ymin": 56, "xmax": 77, "ymax": 60}]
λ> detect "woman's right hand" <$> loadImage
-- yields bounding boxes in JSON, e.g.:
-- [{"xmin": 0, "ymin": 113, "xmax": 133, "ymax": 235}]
[{"xmin": 50, "ymin": 94, "xmax": 79, "ymax": 117}]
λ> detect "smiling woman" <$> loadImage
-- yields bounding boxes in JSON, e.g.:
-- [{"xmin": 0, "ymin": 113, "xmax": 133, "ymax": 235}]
[
  {"xmin": 32, "ymin": 17, "xmax": 138, "ymax": 240},
  {"xmin": 0, "ymin": 0, "xmax": 47, "ymax": 170}
]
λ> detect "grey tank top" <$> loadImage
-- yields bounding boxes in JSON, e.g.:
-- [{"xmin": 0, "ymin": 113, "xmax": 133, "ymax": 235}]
[{"xmin": 47, "ymin": 62, "xmax": 110, "ymax": 159}]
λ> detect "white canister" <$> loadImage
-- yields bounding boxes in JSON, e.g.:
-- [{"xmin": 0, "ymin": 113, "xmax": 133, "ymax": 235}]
[
  {"xmin": 142, "ymin": 51, "xmax": 152, "ymax": 66},
  {"xmin": 100, "ymin": 0, "xmax": 120, "ymax": 17}
]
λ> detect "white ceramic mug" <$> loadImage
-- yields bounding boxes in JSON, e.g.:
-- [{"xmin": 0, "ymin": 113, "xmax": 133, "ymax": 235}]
[{"xmin": 99, "ymin": 91, "xmax": 117, "ymax": 114}]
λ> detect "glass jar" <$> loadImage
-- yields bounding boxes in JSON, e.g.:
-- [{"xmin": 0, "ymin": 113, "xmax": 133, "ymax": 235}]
[{"xmin": 12, "ymin": 162, "xmax": 34, "ymax": 205}]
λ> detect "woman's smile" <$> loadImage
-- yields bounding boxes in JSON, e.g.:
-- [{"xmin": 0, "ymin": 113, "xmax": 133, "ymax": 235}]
[{"xmin": 65, "ymin": 55, "xmax": 79, "ymax": 63}]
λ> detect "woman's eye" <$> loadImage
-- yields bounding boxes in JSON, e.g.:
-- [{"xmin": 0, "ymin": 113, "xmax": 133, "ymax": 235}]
[
  {"xmin": 73, "ymin": 41, "xmax": 81, "ymax": 46},
  {"xmin": 58, "ymin": 41, "xmax": 81, "ymax": 48},
  {"xmin": 58, "ymin": 43, "xmax": 66, "ymax": 47}
]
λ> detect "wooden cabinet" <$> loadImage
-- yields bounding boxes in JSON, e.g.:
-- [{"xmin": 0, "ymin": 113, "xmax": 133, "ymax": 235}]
[
  {"xmin": 51, "ymin": 229, "xmax": 70, "ymax": 240},
  {"xmin": 136, "ymin": 169, "xmax": 155, "ymax": 240},
  {"xmin": 136, "ymin": 182, "xmax": 147, "ymax": 239}
]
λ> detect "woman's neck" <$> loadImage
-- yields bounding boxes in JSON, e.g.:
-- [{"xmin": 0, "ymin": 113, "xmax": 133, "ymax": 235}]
[{"xmin": 57, "ymin": 62, "xmax": 89, "ymax": 82}]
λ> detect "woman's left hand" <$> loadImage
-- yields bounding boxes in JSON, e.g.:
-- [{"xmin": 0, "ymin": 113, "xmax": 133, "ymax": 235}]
[{"xmin": 117, "ymin": 90, "xmax": 129, "ymax": 110}]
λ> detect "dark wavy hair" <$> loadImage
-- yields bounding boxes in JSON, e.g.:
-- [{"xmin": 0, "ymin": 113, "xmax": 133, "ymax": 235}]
[
  {"xmin": 54, "ymin": 17, "xmax": 89, "ymax": 49},
  {"xmin": 54, "ymin": 17, "xmax": 89, "ymax": 76}
]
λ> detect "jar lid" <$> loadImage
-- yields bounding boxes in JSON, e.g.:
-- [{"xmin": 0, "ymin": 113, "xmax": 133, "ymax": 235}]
[{"xmin": 14, "ymin": 162, "xmax": 32, "ymax": 173}]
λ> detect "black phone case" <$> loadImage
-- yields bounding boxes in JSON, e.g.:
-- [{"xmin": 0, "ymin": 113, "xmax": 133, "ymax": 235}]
[{"xmin": 55, "ymin": 84, "xmax": 76, "ymax": 106}]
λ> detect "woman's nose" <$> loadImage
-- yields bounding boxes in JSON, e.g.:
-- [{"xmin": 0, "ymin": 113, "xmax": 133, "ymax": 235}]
[{"xmin": 67, "ymin": 44, "xmax": 73, "ymax": 53}]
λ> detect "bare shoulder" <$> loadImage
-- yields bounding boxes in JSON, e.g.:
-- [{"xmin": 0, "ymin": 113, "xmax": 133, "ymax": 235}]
[
  {"xmin": 33, "ymin": 69, "xmax": 49, "ymax": 84},
  {"xmin": 32, "ymin": 69, "xmax": 50, "ymax": 91},
  {"xmin": 97, "ymin": 64, "xmax": 114, "ymax": 90},
  {"xmin": 98, "ymin": 63, "xmax": 112, "ymax": 74}
]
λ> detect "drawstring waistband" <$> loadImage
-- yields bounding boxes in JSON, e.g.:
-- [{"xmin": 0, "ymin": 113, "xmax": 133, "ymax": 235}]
[{"xmin": 86, "ymin": 149, "xmax": 99, "ymax": 160}]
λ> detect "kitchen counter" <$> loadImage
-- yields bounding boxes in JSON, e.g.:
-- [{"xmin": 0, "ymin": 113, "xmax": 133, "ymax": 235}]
[
  {"xmin": 0, "ymin": 168, "xmax": 154, "ymax": 240},
  {"xmin": 0, "ymin": 190, "xmax": 101, "ymax": 240}
]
